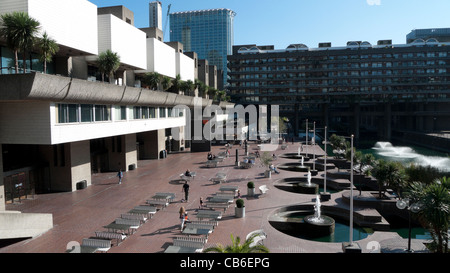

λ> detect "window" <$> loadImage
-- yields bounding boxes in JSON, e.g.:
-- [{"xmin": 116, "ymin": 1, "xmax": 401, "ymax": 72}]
[
  {"xmin": 58, "ymin": 104, "xmax": 78, "ymax": 123},
  {"xmin": 94, "ymin": 105, "xmax": 110, "ymax": 121},
  {"xmin": 80, "ymin": 104, "xmax": 93, "ymax": 122},
  {"xmin": 159, "ymin": 107, "xmax": 166, "ymax": 118}
]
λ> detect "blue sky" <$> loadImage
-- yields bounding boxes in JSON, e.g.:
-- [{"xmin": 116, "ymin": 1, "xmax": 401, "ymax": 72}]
[{"xmin": 89, "ymin": 0, "xmax": 450, "ymax": 48}]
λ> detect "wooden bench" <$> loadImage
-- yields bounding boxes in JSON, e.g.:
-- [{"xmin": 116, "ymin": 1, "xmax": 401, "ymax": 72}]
[
  {"xmin": 121, "ymin": 213, "xmax": 147, "ymax": 223},
  {"xmin": 94, "ymin": 231, "xmax": 126, "ymax": 246},
  {"xmin": 115, "ymin": 218, "xmax": 141, "ymax": 229},
  {"xmin": 146, "ymin": 199, "xmax": 169, "ymax": 209},
  {"xmin": 205, "ymin": 160, "xmax": 218, "ymax": 168},
  {"xmin": 205, "ymin": 202, "xmax": 229, "ymax": 212},
  {"xmin": 155, "ymin": 192, "xmax": 176, "ymax": 202},
  {"xmin": 189, "ymin": 220, "xmax": 218, "ymax": 228},
  {"xmin": 81, "ymin": 238, "xmax": 111, "ymax": 253},
  {"xmin": 185, "ymin": 223, "xmax": 215, "ymax": 232},
  {"xmin": 164, "ymin": 237, "xmax": 206, "ymax": 253},
  {"xmin": 196, "ymin": 210, "xmax": 222, "ymax": 220}
]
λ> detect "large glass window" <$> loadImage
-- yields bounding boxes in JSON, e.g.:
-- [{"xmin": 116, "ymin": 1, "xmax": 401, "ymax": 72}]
[
  {"xmin": 58, "ymin": 104, "xmax": 79, "ymax": 123},
  {"xmin": 80, "ymin": 104, "xmax": 94, "ymax": 122},
  {"xmin": 94, "ymin": 105, "xmax": 110, "ymax": 121}
]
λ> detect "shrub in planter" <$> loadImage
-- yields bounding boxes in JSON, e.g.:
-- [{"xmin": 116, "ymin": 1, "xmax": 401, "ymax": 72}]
[
  {"xmin": 236, "ymin": 198, "xmax": 245, "ymax": 208},
  {"xmin": 235, "ymin": 198, "xmax": 245, "ymax": 218},
  {"xmin": 247, "ymin": 181, "xmax": 255, "ymax": 196}
]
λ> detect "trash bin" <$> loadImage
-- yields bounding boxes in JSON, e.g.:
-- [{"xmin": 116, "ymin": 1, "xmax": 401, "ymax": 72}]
[{"xmin": 76, "ymin": 180, "xmax": 87, "ymax": 190}]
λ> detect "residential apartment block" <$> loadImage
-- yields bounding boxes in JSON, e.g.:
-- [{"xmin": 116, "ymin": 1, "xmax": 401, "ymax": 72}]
[{"xmin": 228, "ymin": 37, "xmax": 450, "ymax": 143}]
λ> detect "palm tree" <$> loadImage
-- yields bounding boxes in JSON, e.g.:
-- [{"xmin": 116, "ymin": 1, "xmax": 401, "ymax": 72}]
[
  {"xmin": 171, "ymin": 74, "xmax": 182, "ymax": 94},
  {"xmin": 406, "ymin": 178, "xmax": 450, "ymax": 253},
  {"xmin": 203, "ymin": 233, "xmax": 269, "ymax": 253},
  {"xmin": 161, "ymin": 76, "xmax": 172, "ymax": 91},
  {"xmin": 142, "ymin": 72, "xmax": 161, "ymax": 90},
  {"xmin": 208, "ymin": 87, "xmax": 218, "ymax": 101},
  {"xmin": 184, "ymin": 79, "xmax": 195, "ymax": 96},
  {"xmin": 36, "ymin": 31, "xmax": 59, "ymax": 74},
  {"xmin": 0, "ymin": 11, "xmax": 41, "ymax": 74},
  {"xmin": 372, "ymin": 159, "xmax": 407, "ymax": 198},
  {"xmin": 97, "ymin": 50, "xmax": 120, "ymax": 83}
]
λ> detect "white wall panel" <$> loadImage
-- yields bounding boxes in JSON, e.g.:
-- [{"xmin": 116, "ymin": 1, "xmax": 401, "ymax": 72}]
[
  {"xmin": 0, "ymin": 0, "xmax": 98, "ymax": 55},
  {"xmin": 135, "ymin": 38, "xmax": 177, "ymax": 78},
  {"xmin": 97, "ymin": 14, "xmax": 147, "ymax": 70},
  {"xmin": 177, "ymin": 53, "xmax": 195, "ymax": 81}
]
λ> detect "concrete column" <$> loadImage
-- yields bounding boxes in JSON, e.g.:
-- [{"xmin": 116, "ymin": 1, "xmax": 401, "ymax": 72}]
[
  {"xmin": 69, "ymin": 141, "xmax": 91, "ymax": 191},
  {"xmin": 40, "ymin": 141, "xmax": 91, "ymax": 192},
  {"xmin": 137, "ymin": 130, "xmax": 166, "ymax": 159},
  {"xmin": 124, "ymin": 134, "xmax": 138, "ymax": 170},
  {"xmin": 108, "ymin": 134, "xmax": 138, "ymax": 171},
  {"xmin": 0, "ymin": 145, "xmax": 5, "ymax": 211}
]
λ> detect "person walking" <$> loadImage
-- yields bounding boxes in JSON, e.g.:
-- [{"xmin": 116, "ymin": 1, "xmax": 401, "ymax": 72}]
[
  {"xmin": 182, "ymin": 181, "xmax": 190, "ymax": 202},
  {"xmin": 117, "ymin": 170, "xmax": 123, "ymax": 184},
  {"xmin": 179, "ymin": 207, "xmax": 186, "ymax": 231}
]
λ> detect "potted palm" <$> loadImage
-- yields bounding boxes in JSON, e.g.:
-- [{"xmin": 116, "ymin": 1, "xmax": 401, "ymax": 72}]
[
  {"xmin": 235, "ymin": 199, "xmax": 245, "ymax": 218},
  {"xmin": 247, "ymin": 181, "xmax": 255, "ymax": 197},
  {"xmin": 260, "ymin": 152, "xmax": 273, "ymax": 178}
]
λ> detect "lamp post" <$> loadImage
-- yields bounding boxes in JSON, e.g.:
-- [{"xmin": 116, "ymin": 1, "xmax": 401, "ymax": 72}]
[
  {"xmin": 342, "ymin": 134, "xmax": 361, "ymax": 253},
  {"xmin": 308, "ymin": 121, "xmax": 316, "ymax": 174},
  {"xmin": 319, "ymin": 126, "xmax": 330, "ymax": 201},
  {"xmin": 396, "ymin": 198, "xmax": 422, "ymax": 252}
]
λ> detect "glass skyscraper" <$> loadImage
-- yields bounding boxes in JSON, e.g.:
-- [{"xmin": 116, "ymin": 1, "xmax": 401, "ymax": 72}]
[{"xmin": 169, "ymin": 8, "xmax": 236, "ymax": 87}]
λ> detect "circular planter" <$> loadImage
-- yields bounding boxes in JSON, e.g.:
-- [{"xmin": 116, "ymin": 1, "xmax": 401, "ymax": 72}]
[{"xmin": 235, "ymin": 206, "xmax": 245, "ymax": 218}]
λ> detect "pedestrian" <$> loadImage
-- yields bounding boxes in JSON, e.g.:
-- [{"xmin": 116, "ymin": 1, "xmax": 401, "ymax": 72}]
[
  {"xmin": 181, "ymin": 212, "xmax": 190, "ymax": 231},
  {"xmin": 182, "ymin": 181, "xmax": 190, "ymax": 202},
  {"xmin": 199, "ymin": 197, "xmax": 204, "ymax": 209},
  {"xmin": 179, "ymin": 207, "xmax": 186, "ymax": 231},
  {"xmin": 117, "ymin": 170, "xmax": 123, "ymax": 184},
  {"xmin": 237, "ymin": 189, "xmax": 241, "ymax": 198}
]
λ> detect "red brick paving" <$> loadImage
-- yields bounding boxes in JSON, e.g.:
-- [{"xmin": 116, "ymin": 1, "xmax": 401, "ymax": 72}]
[{"xmin": 1, "ymin": 141, "xmax": 401, "ymax": 253}]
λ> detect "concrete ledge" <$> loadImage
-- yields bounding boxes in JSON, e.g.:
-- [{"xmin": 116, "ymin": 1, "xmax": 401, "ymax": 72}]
[
  {"xmin": 0, "ymin": 73, "xmax": 217, "ymax": 108},
  {"xmin": 0, "ymin": 212, "xmax": 53, "ymax": 239}
]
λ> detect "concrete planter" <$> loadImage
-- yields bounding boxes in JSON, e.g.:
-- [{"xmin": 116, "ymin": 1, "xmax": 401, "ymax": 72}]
[
  {"xmin": 247, "ymin": 187, "xmax": 255, "ymax": 196},
  {"xmin": 235, "ymin": 206, "xmax": 245, "ymax": 218}
]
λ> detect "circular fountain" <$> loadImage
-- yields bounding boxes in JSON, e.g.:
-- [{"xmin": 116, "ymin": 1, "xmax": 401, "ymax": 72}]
[
  {"xmin": 296, "ymin": 170, "xmax": 319, "ymax": 194},
  {"xmin": 277, "ymin": 156, "xmax": 311, "ymax": 172},
  {"xmin": 303, "ymin": 196, "xmax": 335, "ymax": 237}
]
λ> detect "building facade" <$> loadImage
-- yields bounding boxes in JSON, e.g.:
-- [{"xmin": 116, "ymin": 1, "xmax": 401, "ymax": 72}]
[
  {"xmin": 169, "ymin": 8, "xmax": 236, "ymax": 89},
  {"xmin": 228, "ymin": 38, "xmax": 450, "ymax": 143},
  {"xmin": 149, "ymin": 1, "xmax": 162, "ymax": 30},
  {"xmin": 0, "ymin": 0, "xmax": 222, "ymax": 222}
]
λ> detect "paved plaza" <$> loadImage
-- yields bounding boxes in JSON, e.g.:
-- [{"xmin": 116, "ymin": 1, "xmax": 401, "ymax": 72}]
[{"xmin": 0, "ymin": 141, "xmax": 427, "ymax": 254}]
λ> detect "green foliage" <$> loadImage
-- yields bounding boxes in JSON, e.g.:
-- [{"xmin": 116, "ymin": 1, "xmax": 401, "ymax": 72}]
[
  {"xmin": 372, "ymin": 159, "xmax": 407, "ymax": 198},
  {"xmin": 260, "ymin": 151, "xmax": 273, "ymax": 168},
  {"xmin": 203, "ymin": 233, "xmax": 269, "ymax": 253},
  {"xmin": 36, "ymin": 31, "xmax": 59, "ymax": 74},
  {"xmin": 0, "ymin": 11, "xmax": 41, "ymax": 73},
  {"xmin": 236, "ymin": 198, "xmax": 244, "ymax": 208},
  {"xmin": 405, "ymin": 164, "xmax": 443, "ymax": 184},
  {"xmin": 247, "ymin": 181, "xmax": 255, "ymax": 189},
  {"xmin": 97, "ymin": 50, "xmax": 120, "ymax": 83},
  {"xmin": 142, "ymin": 72, "xmax": 161, "ymax": 90},
  {"xmin": 404, "ymin": 177, "xmax": 450, "ymax": 253}
]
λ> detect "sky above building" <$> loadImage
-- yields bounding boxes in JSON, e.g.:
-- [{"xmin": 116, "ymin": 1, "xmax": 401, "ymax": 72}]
[{"xmin": 89, "ymin": 0, "xmax": 450, "ymax": 49}]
